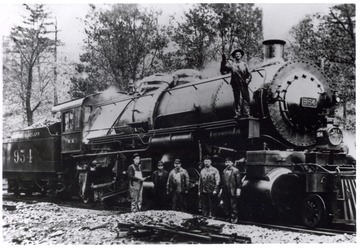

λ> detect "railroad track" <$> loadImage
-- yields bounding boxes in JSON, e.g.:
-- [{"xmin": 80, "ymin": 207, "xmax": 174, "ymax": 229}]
[
  {"xmin": 2, "ymin": 192, "xmax": 131, "ymax": 213},
  {"xmin": 235, "ymin": 219, "xmax": 356, "ymax": 236},
  {"xmin": 3, "ymin": 191, "xmax": 355, "ymax": 237},
  {"xmin": 3, "ymin": 193, "xmax": 251, "ymax": 243}
]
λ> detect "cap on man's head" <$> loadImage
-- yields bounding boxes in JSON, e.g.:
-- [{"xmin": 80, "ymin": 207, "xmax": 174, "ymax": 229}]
[
  {"xmin": 133, "ymin": 153, "xmax": 140, "ymax": 158},
  {"xmin": 231, "ymin": 48, "xmax": 244, "ymax": 58},
  {"xmin": 157, "ymin": 161, "xmax": 164, "ymax": 166},
  {"xmin": 203, "ymin": 155, "xmax": 212, "ymax": 160},
  {"xmin": 225, "ymin": 157, "xmax": 234, "ymax": 162},
  {"xmin": 174, "ymin": 159, "xmax": 181, "ymax": 164}
]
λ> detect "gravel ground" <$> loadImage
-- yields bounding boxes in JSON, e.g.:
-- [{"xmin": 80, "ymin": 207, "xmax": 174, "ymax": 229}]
[{"xmin": 2, "ymin": 200, "xmax": 356, "ymax": 245}]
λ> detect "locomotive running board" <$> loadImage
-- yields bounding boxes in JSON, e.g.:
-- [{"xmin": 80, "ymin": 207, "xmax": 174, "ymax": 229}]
[
  {"xmin": 150, "ymin": 118, "xmax": 259, "ymax": 135},
  {"xmin": 71, "ymin": 148, "xmax": 149, "ymax": 157},
  {"xmin": 75, "ymin": 118, "xmax": 260, "ymax": 158}
]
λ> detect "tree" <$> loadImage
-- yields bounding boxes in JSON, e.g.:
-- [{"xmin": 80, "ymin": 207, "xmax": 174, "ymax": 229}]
[
  {"xmin": 69, "ymin": 4, "xmax": 169, "ymax": 97},
  {"xmin": 290, "ymin": 4, "xmax": 355, "ymax": 131},
  {"xmin": 166, "ymin": 3, "xmax": 263, "ymax": 71},
  {"xmin": 6, "ymin": 4, "xmax": 58, "ymax": 126},
  {"xmin": 207, "ymin": 3, "xmax": 263, "ymax": 62},
  {"xmin": 3, "ymin": 38, "xmax": 25, "ymax": 135},
  {"xmin": 168, "ymin": 4, "xmax": 218, "ymax": 70}
]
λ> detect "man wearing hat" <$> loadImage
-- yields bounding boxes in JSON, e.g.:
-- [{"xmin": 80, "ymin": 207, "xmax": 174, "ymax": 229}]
[
  {"xmin": 199, "ymin": 155, "xmax": 220, "ymax": 217},
  {"xmin": 127, "ymin": 153, "xmax": 145, "ymax": 212},
  {"xmin": 166, "ymin": 159, "xmax": 190, "ymax": 211},
  {"xmin": 220, "ymin": 49, "xmax": 252, "ymax": 118},
  {"xmin": 219, "ymin": 157, "xmax": 242, "ymax": 223},
  {"xmin": 151, "ymin": 160, "xmax": 169, "ymax": 210}
]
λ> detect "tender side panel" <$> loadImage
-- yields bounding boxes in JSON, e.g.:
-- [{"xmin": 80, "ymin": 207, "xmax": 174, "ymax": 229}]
[
  {"xmin": 3, "ymin": 126, "xmax": 62, "ymax": 176},
  {"xmin": 61, "ymin": 132, "xmax": 81, "ymax": 153}
]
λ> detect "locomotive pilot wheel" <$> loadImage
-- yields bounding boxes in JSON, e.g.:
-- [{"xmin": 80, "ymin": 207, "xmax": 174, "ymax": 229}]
[{"xmin": 301, "ymin": 194, "xmax": 327, "ymax": 228}]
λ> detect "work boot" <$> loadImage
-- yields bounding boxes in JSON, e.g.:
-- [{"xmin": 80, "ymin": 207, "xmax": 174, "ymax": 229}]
[
  {"xmin": 230, "ymin": 217, "xmax": 238, "ymax": 224},
  {"xmin": 234, "ymin": 110, "xmax": 241, "ymax": 119}
]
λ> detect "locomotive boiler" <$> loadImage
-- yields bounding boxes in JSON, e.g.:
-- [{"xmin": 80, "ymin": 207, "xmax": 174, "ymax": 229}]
[{"xmin": 3, "ymin": 39, "xmax": 356, "ymax": 228}]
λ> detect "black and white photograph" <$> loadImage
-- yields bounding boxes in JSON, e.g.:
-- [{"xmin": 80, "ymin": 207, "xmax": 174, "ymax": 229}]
[{"xmin": 1, "ymin": 0, "xmax": 356, "ymax": 245}]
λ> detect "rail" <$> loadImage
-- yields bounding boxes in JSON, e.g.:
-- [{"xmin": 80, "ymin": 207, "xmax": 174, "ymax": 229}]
[{"xmin": 236, "ymin": 219, "xmax": 355, "ymax": 236}]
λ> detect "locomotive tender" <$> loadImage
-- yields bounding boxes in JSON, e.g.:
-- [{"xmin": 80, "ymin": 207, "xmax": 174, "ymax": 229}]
[{"xmin": 3, "ymin": 39, "xmax": 356, "ymax": 228}]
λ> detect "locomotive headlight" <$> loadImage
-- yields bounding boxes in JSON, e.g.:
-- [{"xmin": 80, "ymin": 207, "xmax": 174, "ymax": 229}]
[
  {"xmin": 327, "ymin": 127, "xmax": 343, "ymax": 146},
  {"xmin": 316, "ymin": 126, "xmax": 343, "ymax": 147}
]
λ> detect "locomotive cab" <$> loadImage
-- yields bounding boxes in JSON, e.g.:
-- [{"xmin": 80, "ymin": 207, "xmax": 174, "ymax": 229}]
[{"xmin": 52, "ymin": 98, "xmax": 85, "ymax": 154}]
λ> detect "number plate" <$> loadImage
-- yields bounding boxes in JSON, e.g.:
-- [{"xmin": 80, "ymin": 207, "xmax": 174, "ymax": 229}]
[{"xmin": 301, "ymin": 97, "xmax": 317, "ymax": 108}]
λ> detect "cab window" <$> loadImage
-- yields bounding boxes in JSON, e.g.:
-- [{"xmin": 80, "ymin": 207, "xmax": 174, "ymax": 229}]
[
  {"xmin": 84, "ymin": 106, "xmax": 92, "ymax": 123},
  {"xmin": 63, "ymin": 111, "xmax": 74, "ymax": 132},
  {"xmin": 74, "ymin": 107, "xmax": 81, "ymax": 129}
]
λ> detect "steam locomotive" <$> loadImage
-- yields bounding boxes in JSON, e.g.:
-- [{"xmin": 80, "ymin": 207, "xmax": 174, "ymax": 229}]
[{"xmin": 3, "ymin": 39, "xmax": 356, "ymax": 228}]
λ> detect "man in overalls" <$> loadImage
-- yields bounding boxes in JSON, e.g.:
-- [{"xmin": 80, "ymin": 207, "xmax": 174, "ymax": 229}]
[{"xmin": 127, "ymin": 153, "xmax": 145, "ymax": 212}]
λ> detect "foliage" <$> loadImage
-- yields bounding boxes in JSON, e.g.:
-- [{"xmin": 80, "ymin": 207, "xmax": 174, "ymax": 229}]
[
  {"xmin": 5, "ymin": 3, "xmax": 355, "ymax": 138},
  {"xmin": 4, "ymin": 4, "xmax": 58, "ymax": 127},
  {"xmin": 69, "ymin": 4, "xmax": 169, "ymax": 98},
  {"xmin": 166, "ymin": 3, "xmax": 263, "ymax": 71},
  {"xmin": 167, "ymin": 4, "xmax": 218, "ymax": 70},
  {"xmin": 206, "ymin": 3, "xmax": 263, "ymax": 61},
  {"xmin": 289, "ymin": 4, "xmax": 355, "ymax": 131},
  {"xmin": 69, "ymin": 3, "xmax": 263, "ymax": 94}
]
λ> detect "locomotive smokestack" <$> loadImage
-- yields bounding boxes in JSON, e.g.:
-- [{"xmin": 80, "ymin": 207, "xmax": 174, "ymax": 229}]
[{"xmin": 262, "ymin": 39, "xmax": 286, "ymax": 65}]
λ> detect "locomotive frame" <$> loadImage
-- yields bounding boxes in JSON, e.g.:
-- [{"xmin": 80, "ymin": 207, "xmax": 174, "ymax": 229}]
[{"xmin": 2, "ymin": 39, "xmax": 356, "ymax": 228}]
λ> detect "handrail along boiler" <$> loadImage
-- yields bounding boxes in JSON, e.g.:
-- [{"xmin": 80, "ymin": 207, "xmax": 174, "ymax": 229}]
[{"xmin": 3, "ymin": 39, "xmax": 355, "ymax": 228}]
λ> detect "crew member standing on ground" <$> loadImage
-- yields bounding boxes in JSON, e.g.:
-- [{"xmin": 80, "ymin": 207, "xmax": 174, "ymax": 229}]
[
  {"xmin": 166, "ymin": 159, "xmax": 190, "ymax": 211},
  {"xmin": 199, "ymin": 155, "xmax": 220, "ymax": 217},
  {"xmin": 151, "ymin": 160, "xmax": 169, "ymax": 210},
  {"xmin": 127, "ymin": 153, "xmax": 145, "ymax": 212},
  {"xmin": 220, "ymin": 49, "xmax": 252, "ymax": 118},
  {"xmin": 220, "ymin": 157, "xmax": 241, "ymax": 223}
]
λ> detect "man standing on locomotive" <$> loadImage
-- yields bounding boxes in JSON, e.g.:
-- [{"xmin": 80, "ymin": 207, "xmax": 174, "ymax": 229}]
[
  {"xmin": 127, "ymin": 153, "xmax": 145, "ymax": 212},
  {"xmin": 199, "ymin": 155, "xmax": 220, "ymax": 217},
  {"xmin": 220, "ymin": 49, "xmax": 252, "ymax": 118},
  {"xmin": 219, "ymin": 157, "xmax": 242, "ymax": 224},
  {"xmin": 166, "ymin": 159, "xmax": 190, "ymax": 211},
  {"xmin": 151, "ymin": 160, "xmax": 169, "ymax": 210}
]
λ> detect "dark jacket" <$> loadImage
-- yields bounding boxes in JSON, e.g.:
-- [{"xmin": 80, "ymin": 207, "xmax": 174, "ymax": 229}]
[
  {"xmin": 199, "ymin": 166, "xmax": 220, "ymax": 193},
  {"xmin": 152, "ymin": 170, "xmax": 169, "ymax": 192},
  {"xmin": 221, "ymin": 166, "xmax": 241, "ymax": 196}
]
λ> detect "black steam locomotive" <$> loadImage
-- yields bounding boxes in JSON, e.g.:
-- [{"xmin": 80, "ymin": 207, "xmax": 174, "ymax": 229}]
[{"xmin": 3, "ymin": 40, "xmax": 356, "ymax": 228}]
